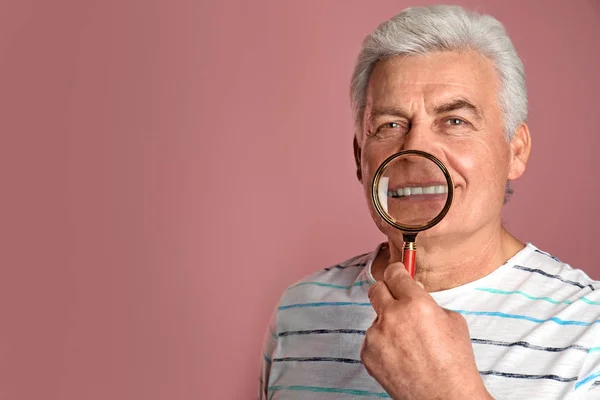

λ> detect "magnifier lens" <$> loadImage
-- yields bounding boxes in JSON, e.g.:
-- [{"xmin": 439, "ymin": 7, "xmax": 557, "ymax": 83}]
[{"xmin": 374, "ymin": 153, "xmax": 451, "ymax": 230}]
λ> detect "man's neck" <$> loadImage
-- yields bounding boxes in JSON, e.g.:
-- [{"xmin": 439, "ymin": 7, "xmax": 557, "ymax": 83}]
[{"xmin": 371, "ymin": 224, "xmax": 525, "ymax": 292}]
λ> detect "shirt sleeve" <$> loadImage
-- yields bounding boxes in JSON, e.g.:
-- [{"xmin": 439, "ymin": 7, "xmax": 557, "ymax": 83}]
[{"xmin": 258, "ymin": 306, "xmax": 279, "ymax": 400}]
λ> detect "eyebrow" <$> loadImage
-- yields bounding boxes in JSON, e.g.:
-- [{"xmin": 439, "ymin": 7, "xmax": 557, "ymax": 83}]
[
  {"xmin": 366, "ymin": 98, "xmax": 483, "ymax": 126},
  {"xmin": 433, "ymin": 99, "xmax": 482, "ymax": 120},
  {"xmin": 366, "ymin": 106, "xmax": 409, "ymax": 126}
]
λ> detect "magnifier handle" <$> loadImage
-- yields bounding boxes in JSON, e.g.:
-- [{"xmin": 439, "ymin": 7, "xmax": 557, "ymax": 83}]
[{"xmin": 402, "ymin": 244, "xmax": 416, "ymax": 279}]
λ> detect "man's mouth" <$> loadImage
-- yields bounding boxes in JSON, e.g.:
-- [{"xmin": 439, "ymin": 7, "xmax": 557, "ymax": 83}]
[{"xmin": 387, "ymin": 185, "xmax": 448, "ymax": 198}]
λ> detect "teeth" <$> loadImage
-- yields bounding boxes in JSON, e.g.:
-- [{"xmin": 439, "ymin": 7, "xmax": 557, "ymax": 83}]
[
  {"xmin": 388, "ymin": 185, "xmax": 448, "ymax": 197},
  {"xmin": 378, "ymin": 177, "xmax": 389, "ymax": 212}
]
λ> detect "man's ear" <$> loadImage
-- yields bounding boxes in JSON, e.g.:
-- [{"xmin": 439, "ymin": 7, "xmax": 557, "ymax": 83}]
[
  {"xmin": 353, "ymin": 136, "xmax": 362, "ymax": 183},
  {"xmin": 507, "ymin": 123, "xmax": 532, "ymax": 181}
]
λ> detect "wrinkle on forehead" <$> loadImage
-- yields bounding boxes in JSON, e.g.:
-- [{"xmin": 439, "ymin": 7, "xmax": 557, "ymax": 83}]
[
  {"xmin": 371, "ymin": 51, "xmax": 496, "ymax": 89},
  {"xmin": 364, "ymin": 51, "xmax": 499, "ymax": 117},
  {"xmin": 382, "ymin": 81, "xmax": 473, "ymax": 87}
]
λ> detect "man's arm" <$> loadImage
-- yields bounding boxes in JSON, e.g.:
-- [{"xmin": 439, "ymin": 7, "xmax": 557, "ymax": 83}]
[
  {"xmin": 258, "ymin": 307, "xmax": 279, "ymax": 400},
  {"xmin": 362, "ymin": 262, "xmax": 493, "ymax": 399}
]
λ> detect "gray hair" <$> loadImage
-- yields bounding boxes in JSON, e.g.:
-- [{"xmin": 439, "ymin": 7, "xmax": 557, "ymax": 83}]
[{"xmin": 350, "ymin": 5, "xmax": 527, "ymax": 141}]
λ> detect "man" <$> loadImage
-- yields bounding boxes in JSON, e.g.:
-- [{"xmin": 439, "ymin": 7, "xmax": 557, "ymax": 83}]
[{"xmin": 259, "ymin": 5, "xmax": 600, "ymax": 399}]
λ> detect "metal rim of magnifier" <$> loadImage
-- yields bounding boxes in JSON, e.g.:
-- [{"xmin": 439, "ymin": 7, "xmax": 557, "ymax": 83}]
[{"xmin": 371, "ymin": 150, "xmax": 454, "ymax": 233}]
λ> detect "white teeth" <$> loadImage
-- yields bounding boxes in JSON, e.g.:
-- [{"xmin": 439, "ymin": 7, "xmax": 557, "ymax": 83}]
[
  {"xmin": 378, "ymin": 177, "xmax": 389, "ymax": 213},
  {"xmin": 388, "ymin": 185, "xmax": 448, "ymax": 197}
]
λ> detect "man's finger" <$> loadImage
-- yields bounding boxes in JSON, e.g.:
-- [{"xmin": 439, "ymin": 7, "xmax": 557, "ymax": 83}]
[
  {"xmin": 383, "ymin": 262, "xmax": 424, "ymax": 299},
  {"xmin": 368, "ymin": 281, "xmax": 394, "ymax": 316}
]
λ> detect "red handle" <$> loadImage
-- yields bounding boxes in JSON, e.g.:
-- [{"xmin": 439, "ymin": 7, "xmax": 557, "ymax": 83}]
[{"xmin": 403, "ymin": 248, "xmax": 416, "ymax": 278}]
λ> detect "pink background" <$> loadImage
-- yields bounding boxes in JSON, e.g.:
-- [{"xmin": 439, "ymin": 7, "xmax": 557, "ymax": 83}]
[{"xmin": 1, "ymin": 0, "xmax": 598, "ymax": 399}]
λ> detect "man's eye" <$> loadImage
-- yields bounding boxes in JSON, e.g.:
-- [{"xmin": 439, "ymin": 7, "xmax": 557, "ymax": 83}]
[
  {"xmin": 446, "ymin": 118, "xmax": 465, "ymax": 126},
  {"xmin": 378, "ymin": 122, "xmax": 403, "ymax": 131},
  {"xmin": 367, "ymin": 121, "xmax": 408, "ymax": 138}
]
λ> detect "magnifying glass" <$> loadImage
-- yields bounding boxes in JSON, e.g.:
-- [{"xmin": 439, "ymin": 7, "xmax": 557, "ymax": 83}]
[{"xmin": 371, "ymin": 150, "xmax": 454, "ymax": 278}]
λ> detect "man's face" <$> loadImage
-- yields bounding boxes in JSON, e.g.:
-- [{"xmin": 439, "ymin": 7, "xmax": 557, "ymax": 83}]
[{"xmin": 358, "ymin": 51, "xmax": 523, "ymax": 241}]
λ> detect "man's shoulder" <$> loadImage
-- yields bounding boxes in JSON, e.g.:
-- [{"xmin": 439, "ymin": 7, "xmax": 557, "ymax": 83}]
[
  {"xmin": 520, "ymin": 244, "xmax": 599, "ymax": 294},
  {"xmin": 291, "ymin": 249, "xmax": 373, "ymax": 284},
  {"xmin": 276, "ymin": 249, "xmax": 375, "ymax": 307},
  {"xmin": 518, "ymin": 244, "xmax": 600, "ymax": 329}
]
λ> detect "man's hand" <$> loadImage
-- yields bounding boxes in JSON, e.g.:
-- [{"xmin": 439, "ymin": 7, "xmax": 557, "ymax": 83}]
[{"xmin": 361, "ymin": 262, "xmax": 493, "ymax": 400}]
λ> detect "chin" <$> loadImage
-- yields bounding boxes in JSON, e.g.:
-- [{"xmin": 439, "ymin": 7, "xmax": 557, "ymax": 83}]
[{"xmin": 378, "ymin": 218, "xmax": 454, "ymax": 244}]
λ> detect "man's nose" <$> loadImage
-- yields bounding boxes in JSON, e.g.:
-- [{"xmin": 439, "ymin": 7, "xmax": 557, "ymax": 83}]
[{"xmin": 400, "ymin": 122, "xmax": 434, "ymax": 152}]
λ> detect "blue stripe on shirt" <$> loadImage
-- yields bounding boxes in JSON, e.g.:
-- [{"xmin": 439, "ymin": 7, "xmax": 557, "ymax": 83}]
[
  {"xmin": 278, "ymin": 302, "xmax": 372, "ymax": 310},
  {"xmin": 268, "ymin": 385, "xmax": 391, "ymax": 398},
  {"xmin": 451, "ymin": 309, "xmax": 600, "ymax": 326},
  {"xmin": 475, "ymin": 287, "xmax": 600, "ymax": 306},
  {"xmin": 288, "ymin": 281, "xmax": 371, "ymax": 290},
  {"xmin": 589, "ymin": 347, "xmax": 600, "ymax": 353},
  {"xmin": 576, "ymin": 371, "xmax": 600, "ymax": 389}
]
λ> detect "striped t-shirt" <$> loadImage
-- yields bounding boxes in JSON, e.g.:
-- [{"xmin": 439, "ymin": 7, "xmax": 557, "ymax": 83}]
[{"xmin": 259, "ymin": 243, "xmax": 600, "ymax": 399}]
